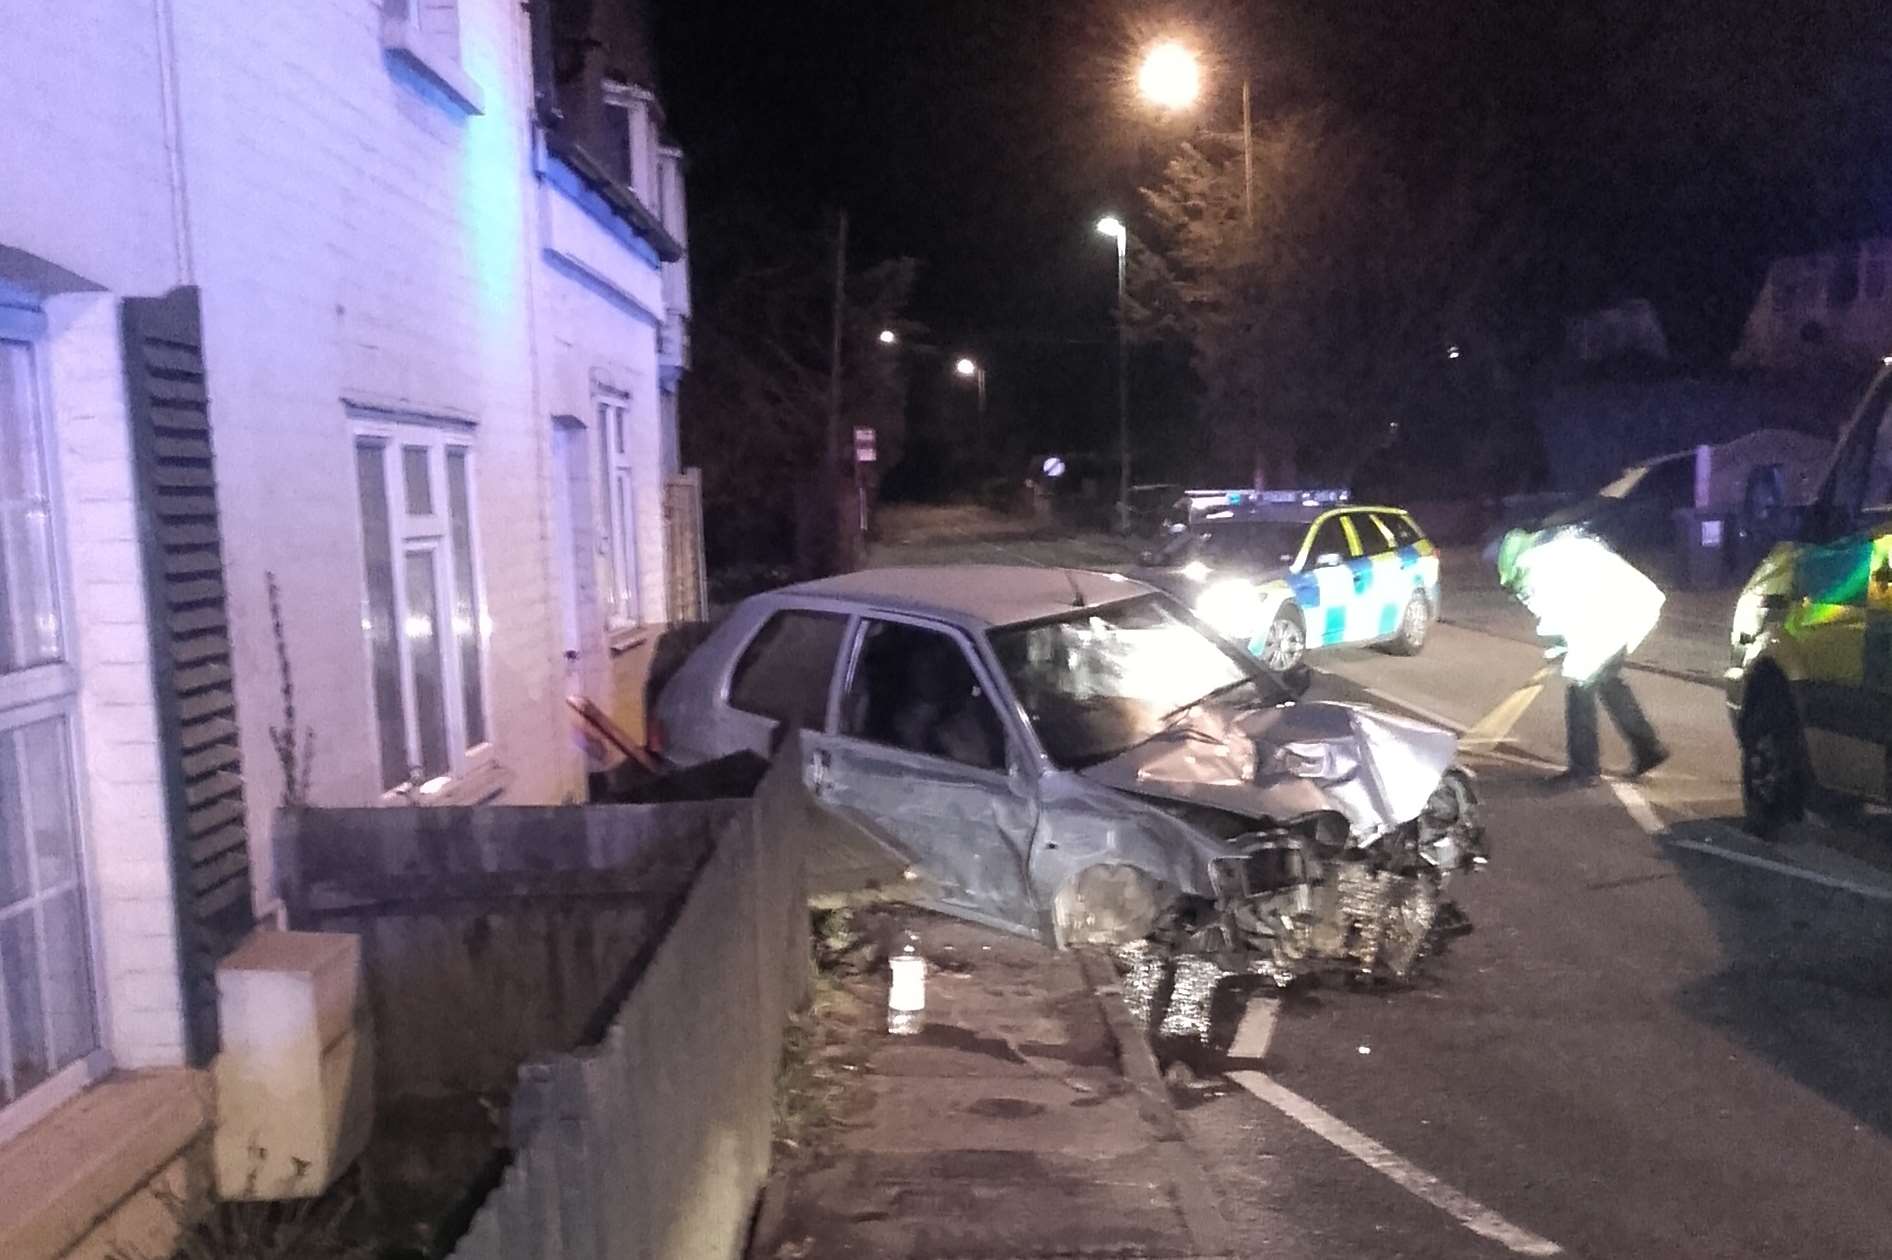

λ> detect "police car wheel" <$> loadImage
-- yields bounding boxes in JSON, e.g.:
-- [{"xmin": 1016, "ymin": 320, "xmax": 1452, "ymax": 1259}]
[
  {"xmin": 1259, "ymin": 607, "xmax": 1306, "ymax": 672},
  {"xmin": 1384, "ymin": 592, "xmax": 1429, "ymax": 656},
  {"xmin": 1740, "ymin": 683, "xmax": 1807, "ymax": 839}
]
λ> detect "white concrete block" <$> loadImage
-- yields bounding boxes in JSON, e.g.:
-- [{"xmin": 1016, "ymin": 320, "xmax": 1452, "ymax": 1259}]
[{"xmin": 212, "ymin": 931, "xmax": 374, "ymax": 1199}]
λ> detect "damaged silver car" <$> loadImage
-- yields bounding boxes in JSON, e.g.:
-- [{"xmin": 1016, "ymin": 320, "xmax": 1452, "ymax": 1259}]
[{"xmin": 654, "ymin": 565, "xmax": 1486, "ymax": 982}]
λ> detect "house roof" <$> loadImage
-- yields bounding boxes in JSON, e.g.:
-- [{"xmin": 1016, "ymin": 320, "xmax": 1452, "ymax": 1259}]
[{"xmin": 780, "ymin": 565, "xmax": 1154, "ymax": 629}]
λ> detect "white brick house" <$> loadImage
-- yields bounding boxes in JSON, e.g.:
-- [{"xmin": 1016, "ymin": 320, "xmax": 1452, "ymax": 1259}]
[
  {"xmin": 0, "ymin": 0, "xmax": 692, "ymax": 1253},
  {"xmin": 1734, "ymin": 237, "xmax": 1892, "ymax": 372}
]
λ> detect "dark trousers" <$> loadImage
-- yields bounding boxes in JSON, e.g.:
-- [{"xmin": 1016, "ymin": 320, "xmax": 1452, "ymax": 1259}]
[{"xmin": 1565, "ymin": 652, "xmax": 1662, "ymax": 774}]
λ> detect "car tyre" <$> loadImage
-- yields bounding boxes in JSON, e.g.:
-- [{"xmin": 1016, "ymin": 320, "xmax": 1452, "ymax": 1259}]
[
  {"xmin": 1383, "ymin": 591, "xmax": 1430, "ymax": 656},
  {"xmin": 1740, "ymin": 679, "xmax": 1809, "ymax": 839},
  {"xmin": 1259, "ymin": 604, "xmax": 1307, "ymax": 672}
]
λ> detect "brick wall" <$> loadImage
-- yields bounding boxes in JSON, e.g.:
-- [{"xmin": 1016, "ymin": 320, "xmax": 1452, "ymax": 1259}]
[
  {"xmin": 162, "ymin": 0, "xmax": 584, "ymax": 881},
  {"xmin": 42, "ymin": 294, "xmax": 188, "ymax": 1069}
]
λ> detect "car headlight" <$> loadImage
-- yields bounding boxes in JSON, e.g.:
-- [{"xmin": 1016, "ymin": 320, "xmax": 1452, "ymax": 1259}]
[
  {"xmin": 1194, "ymin": 578, "xmax": 1264, "ymax": 638},
  {"xmin": 1181, "ymin": 559, "xmax": 1210, "ymax": 582}
]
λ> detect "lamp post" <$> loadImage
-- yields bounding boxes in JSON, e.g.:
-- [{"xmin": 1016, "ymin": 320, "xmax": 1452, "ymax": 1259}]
[
  {"xmin": 1096, "ymin": 215, "xmax": 1129, "ymax": 527},
  {"xmin": 954, "ymin": 355, "xmax": 987, "ymax": 457},
  {"xmin": 1137, "ymin": 40, "xmax": 1250, "ymax": 229}
]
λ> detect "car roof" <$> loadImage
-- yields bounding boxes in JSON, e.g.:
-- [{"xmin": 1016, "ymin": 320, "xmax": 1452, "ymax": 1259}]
[
  {"xmin": 1197, "ymin": 504, "xmax": 1412, "ymax": 528},
  {"xmin": 777, "ymin": 565, "xmax": 1157, "ymax": 629}
]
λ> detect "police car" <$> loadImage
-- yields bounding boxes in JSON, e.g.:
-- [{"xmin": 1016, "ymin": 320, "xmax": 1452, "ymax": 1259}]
[{"xmin": 1135, "ymin": 489, "xmax": 1441, "ymax": 671}]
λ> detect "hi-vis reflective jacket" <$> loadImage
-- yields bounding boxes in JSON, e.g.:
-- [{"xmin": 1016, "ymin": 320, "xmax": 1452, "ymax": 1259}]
[{"xmin": 1513, "ymin": 530, "xmax": 1664, "ymax": 683}]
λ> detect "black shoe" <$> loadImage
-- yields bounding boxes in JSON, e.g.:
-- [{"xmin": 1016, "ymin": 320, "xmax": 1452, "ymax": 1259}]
[
  {"xmin": 1627, "ymin": 744, "xmax": 1671, "ymax": 780},
  {"xmin": 1542, "ymin": 768, "xmax": 1601, "ymax": 791}
]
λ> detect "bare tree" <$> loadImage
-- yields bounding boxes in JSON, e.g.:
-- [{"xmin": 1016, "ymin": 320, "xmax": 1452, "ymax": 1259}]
[{"xmin": 684, "ymin": 213, "xmax": 917, "ymax": 577}]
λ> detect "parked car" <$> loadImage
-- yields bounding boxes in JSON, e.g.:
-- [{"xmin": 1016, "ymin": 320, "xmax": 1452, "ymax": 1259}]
[
  {"xmin": 1534, "ymin": 429, "xmax": 1834, "ymax": 567},
  {"xmin": 654, "ymin": 565, "xmax": 1487, "ymax": 981},
  {"xmin": 1122, "ymin": 482, "xmax": 1185, "ymax": 536},
  {"xmin": 1728, "ymin": 370, "xmax": 1892, "ymax": 835},
  {"xmin": 1133, "ymin": 492, "xmax": 1439, "ymax": 671}
]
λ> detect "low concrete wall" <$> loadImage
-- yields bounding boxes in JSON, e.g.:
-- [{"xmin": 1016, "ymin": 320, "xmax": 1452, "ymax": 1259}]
[
  {"xmin": 278, "ymin": 799, "xmax": 744, "ymax": 1101},
  {"xmin": 447, "ymin": 747, "xmax": 812, "ymax": 1260}
]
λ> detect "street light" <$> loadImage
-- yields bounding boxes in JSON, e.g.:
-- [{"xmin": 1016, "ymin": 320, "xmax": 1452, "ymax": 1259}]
[
  {"xmin": 878, "ymin": 328, "xmax": 898, "ymax": 345},
  {"xmin": 1096, "ymin": 216, "xmax": 1129, "ymax": 528},
  {"xmin": 1135, "ymin": 39, "xmax": 1251, "ymax": 228},
  {"xmin": 1137, "ymin": 41, "xmax": 1200, "ymax": 111},
  {"xmin": 954, "ymin": 356, "xmax": 988, "ymax": 450}
]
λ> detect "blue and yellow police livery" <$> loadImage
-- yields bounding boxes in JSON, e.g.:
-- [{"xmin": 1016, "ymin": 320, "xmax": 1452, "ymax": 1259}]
[{"xmin": 1138, "ymin": 489, "xmax": 1441, "ymax": 671}]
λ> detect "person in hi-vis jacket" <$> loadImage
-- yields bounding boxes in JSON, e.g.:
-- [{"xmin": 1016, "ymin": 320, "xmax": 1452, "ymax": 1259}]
[{"xmin": 1495, "ymin": 527, "xmax": 1671, "ymax": 787}]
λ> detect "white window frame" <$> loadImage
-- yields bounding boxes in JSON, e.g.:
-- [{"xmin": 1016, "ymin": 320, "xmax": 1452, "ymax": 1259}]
[
  {"xmin": 0, "ymin": 305, "xmax": 107, "ymax": 1140},
  {"xmin": 379, "ymin": 0, "xmax": 484, "ymax": 115},
  {"xmin": 351, "ymin": 416, "xmax": 494, "ymax": 797},
  {"xmin": 597, "ymin": 393, "xmax": 642, "ymax": 629}
]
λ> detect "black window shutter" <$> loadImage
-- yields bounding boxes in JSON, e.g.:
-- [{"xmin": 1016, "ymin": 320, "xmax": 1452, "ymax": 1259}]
[{"xmin": 121, "ymin": 286, "xmax": 254, "ymax": 1067}]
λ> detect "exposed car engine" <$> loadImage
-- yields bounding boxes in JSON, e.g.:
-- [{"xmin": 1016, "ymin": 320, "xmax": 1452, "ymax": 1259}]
[{"xmin": 1148, "ymin": 768, "xmax": 1486, "ymax": 986}]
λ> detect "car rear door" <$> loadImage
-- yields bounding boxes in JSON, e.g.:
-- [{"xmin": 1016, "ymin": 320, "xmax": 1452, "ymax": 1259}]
[
  {"xmin": 803, "ymin": 614, "xmax": 1044, "ymax": 937},
  {"xmin": 711, "ymin": 604, "xmax": 854, "ymax": 759},
  {"xmin": 1297, "ymin": 514, "xmax": 1357, "ymax": 645}
]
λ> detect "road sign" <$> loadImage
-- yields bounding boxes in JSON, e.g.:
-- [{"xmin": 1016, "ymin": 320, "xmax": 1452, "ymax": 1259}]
[{"xmin": 854, "ymin": 426, "xmax": 877, "ymax": 463}]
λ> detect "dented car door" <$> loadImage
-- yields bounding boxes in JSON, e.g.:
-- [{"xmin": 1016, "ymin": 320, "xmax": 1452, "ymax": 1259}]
[{"xmin": 803, "ymin": 614, "xmax": 1043, "ymax": 937}]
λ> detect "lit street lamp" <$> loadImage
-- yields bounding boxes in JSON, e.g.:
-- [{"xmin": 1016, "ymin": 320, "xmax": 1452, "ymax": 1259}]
[
  {"xmin": 878, "ymin": 328, "xmax": 898, "ymax": 345},
  {"xmin": 1136, "ymin": 40, "xmax": 1252, "ymax": 228},
  {"xmin": 1096, "ymin": 216, "xmax": 1130, "ymax": 528},
  {"xmin": 954, "ymin": 356, "xmax": 988, "ymax": 452}
]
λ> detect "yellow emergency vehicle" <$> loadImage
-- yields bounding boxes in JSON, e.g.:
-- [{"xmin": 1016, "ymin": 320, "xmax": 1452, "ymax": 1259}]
[{"xmin": 1728, "ymin": 371, "xmax": 1892, "ymax": 834}]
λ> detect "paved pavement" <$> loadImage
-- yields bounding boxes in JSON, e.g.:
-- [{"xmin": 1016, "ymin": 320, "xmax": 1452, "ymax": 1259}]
[{"xmin": 754, "ymin": 913, "xmax": 1239, "ymax": 1260}]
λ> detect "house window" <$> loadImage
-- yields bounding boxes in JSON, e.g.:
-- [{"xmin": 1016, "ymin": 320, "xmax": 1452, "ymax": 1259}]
[
  {"xmin": 598, "ymin": 397, "xmax": 640, "ymax": 627},
  {"xmin": 0, "ymin": 322, "xmax": 99, "ymax": 1120},
  {"xmin": 380, "ymin": 0, "xmax": 483, "ymax": 115},
  {"xmin": 353, "ymin": 422, "xmax": 490, "ymax": 793}
]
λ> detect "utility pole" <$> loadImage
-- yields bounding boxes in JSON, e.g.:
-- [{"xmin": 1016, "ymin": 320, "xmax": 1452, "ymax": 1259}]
[
  {"xmin": 1114, "ymin": 230, "xmax": 1129, "ymax": 527},
  {"xmin": 827, "ymin": 209, "xmax": 849, "ymax": 567},
  {"xmin": 1241, "ymin": 78, "xmax": 1253, "ymax": 228}
]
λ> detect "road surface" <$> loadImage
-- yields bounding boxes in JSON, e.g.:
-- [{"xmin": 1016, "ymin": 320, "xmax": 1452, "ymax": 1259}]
[{"xmin": 1182, "ymin": 620, "xmax": 1892, "ymax": 1259}]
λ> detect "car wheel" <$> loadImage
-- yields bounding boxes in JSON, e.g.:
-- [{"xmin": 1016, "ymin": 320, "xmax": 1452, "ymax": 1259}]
[
  {"xmin": 1740, "ymin": 680, "xmax": 1809, "ymax": 839},
  {"xmin": 1383, "ymin": 591, "xmax": 1430, "ymax": 656},
  {"xmin": 1258, "ymin": 605, "xmax": 1306, "ymax": 672}
]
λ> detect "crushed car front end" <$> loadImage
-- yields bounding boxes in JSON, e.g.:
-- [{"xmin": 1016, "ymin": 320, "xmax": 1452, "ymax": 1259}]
[{"xmin": 1043, "ymin": 699, "xmax": 1486, "ymax": 984}]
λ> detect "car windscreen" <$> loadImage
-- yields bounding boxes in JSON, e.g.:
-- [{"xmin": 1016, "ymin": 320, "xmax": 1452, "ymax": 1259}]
[
  {"xmin": 1201, "ymin": 520, "xmax": 1306, "ymax": 567},
  {"xmin": 1151, "ymin": 520, "xmax": 1305, "ymax": 567},
  {"xmin": 988, "ymin": 594, "xmax": 1280, "ymax": 769}
]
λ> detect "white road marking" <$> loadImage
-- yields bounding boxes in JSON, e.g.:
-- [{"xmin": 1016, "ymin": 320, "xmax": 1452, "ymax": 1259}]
[
  {"xmin": 1666, "ymin": 835, "xmax": 1892, "ymax": 906},
  {"xmin": 1350, "ymin": 682, "xmax": 1468, "ymax": 734},
  {"xmin": 1228, "ymin": 995, "xmax": 1279, "ymax": 1060},
  {"xmin": 1227, "ymin": 1069, "xmax": 1564, "ymax": 1256},
  {"xmin": 1607, "ymin": 780, "xmax": 1666, "ymax": 836}
]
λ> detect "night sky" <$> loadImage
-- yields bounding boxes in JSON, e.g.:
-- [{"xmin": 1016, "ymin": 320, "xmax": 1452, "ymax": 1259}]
[{"xmin": 656, "ymin": 1, "xmax": 1892, "ymax": 456}]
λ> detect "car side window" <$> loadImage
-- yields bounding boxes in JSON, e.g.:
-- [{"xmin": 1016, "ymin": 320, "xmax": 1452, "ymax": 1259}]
[
  {"xmin": 727, "ymin": 609, "xmax": 850, "ymax": 730},
  {"xmin": 1377, "ymin": 513, "xmax": 1421, "ymax": 549},
  {"xmin": 1304, "ymin": 517, "xmax": 1350, "ymax": 567},
  {"xmin": 840, "ymin": 620, "xmax": 1007, "ymax": 772},
  {"xmin": 1824, "ymin": 383, "xmax": 1892, "ymax": 526},
  {"xmin": 1352, "ymin": 512, "xmax": 1397, "ymax": 556}
]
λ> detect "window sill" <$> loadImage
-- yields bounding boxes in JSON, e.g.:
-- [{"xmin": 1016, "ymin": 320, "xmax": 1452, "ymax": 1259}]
[
  {"xmin": 389, "ymin": 758, "xmax": 513, "ymax": 807},
  {"xmin": 608, "ymin": 624, "xmax": 659, "ymax": 656},
  {"xmin": 0, "ymin": 1070, "xmax": 211, "ymax": 1260},
  {"xmin": 381, "ymin": 15, "xmax": 484, "ymax": 115}
]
